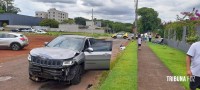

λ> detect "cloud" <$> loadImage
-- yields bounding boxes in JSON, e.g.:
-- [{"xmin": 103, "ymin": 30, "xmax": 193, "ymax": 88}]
[
  {"xmin": 14, "ymin": 0, "xmax": 200, "ymax": 23},
  {"xmin": 31, "ymin": 0, "xmax": 77, "ymax": 4},
  {"xmin": 81, "ymin": 0, "xmax": 104, "ymax": 7},
  {"xmin": 94, "ymin": 6, "xmax": 133, "ymax": 16}
]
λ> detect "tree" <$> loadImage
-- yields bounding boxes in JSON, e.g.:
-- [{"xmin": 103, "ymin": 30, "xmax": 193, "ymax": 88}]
[
  {"xmin": 3, "ymin": 23, "xmax": 7, "ymax": 27},
  {"xmin": 61, "ymin": 18, "xmax": 75, "ymax": 24},
  {"xmin": 100, "ymin": 19, "xmax": 133, "ymax": 33},
  {"xmin": 74, "ymin": 17, "xmax": 88, "ymax": 25},
  {"xmin": 137, "ymin": 7, "xmax": 162, "ymax": 33},
  {"xmin": 39, "ymin": 19, "xmax": 59, "ymax": 28},
  {"xmin": 0, "ymin": 0, "xmax": 21, "ymax": 14}
]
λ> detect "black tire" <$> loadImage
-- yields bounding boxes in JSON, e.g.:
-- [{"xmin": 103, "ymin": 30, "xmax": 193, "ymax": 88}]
[
  {"xmin": 10, "ymin": 43, "xmax": 21, "ymax": 51},
  {"xmin": 71, "ymin": 65, "xmax": 81, "ymax": 85},
  {"xmin": 123, "ymin": 36, "xmax": 128, "ymax": 39},
  {"xmin": 113, "ymin": 36, "xmax": 117, "ymax": 39}
]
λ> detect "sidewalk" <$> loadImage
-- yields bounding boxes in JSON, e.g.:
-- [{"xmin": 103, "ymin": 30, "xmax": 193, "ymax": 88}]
[{"xmin": 138, "ymin": 43, "xmax": 184, "ymax": 90}]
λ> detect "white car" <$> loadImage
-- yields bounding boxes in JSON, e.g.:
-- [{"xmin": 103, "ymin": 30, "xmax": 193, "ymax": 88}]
[
  {"xmin": 0, "ymin": 27, "xmax": 5, "ymax": 31},
  {"xmin": 21, "ymin": 28, "xmax": 35, "ymax": 32},
  {"xmin": 34, "ymin": 30, "xmax": 47, "ymax": 34},
  {"xmin": 0, "ymin": 32, "xmax": 29, "ymax": 50}
]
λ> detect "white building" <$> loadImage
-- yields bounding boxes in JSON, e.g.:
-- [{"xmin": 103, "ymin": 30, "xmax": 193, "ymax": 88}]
[
  {"xmin": 86, "ymin": 21, "xmax": 102, "ymax": 29},
  {"xmin": 35, "ymin": 11, "xmax": 48, "ymax": 19},
  {"xmin": 35, "ymin": 8, "xmax": 68, "ymax": 22}
]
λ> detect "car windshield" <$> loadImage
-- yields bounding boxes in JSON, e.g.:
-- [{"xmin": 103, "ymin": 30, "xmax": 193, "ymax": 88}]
[{"xmin": 47, "ymin": 36, "xmax": 84, "ymax": 51}]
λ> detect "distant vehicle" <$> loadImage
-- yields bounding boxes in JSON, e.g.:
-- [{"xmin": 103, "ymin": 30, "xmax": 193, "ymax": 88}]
[
  {"xmin": 128, "ymin": 33, "xmax": 134, "ymax": 40},
  {"xmin": 0, "ymin": 32, "xmax": 29, "ymax": 50},
  {"xmin": 28, "ymin": 35, "xmax": 112, "ymax": 84},
  {"xmin": 0, "ymin": 27, "xmax": 5, "ymax": 31},
  {"xmin": 111, "ymin": 32, "xmax": 128, "ymax": 39},
  {"xmin": 21, "ymin": 28, "xmax": 35, "ymax": 32},
  {"xmin": 34, "ymin": 30, "xmax": 47, "ymax": 34},
  {"xmin": 11, "ymin": 29, "xmax": 19, "ymax": 32}
]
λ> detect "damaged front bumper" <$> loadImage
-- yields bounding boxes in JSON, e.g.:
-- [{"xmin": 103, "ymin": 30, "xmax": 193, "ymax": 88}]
[{"xmin": 29, "ymin": 64, "xmax": 75, "ymax": 81}]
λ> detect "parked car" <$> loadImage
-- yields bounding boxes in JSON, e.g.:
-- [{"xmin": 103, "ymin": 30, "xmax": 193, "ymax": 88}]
[
  {"xmin": 0, "ymin": 32, "xmax": 29, "ymax": 50},
  {"xmin": 16, "ymin": 28, "xmax": 35, "ymax": 32},
  {"xmin": 0, "ymin": 27, "xmax": 5, "ymax": 31},
  {"xmin": 11, "ymin": 29, "xmax": 19, "ymax": 32},
  {"xmin": 128, "ymin": 33, "xmax": 135, "ymax": 40},
  {"xmin": 111, "ymin": 32, "xmax": 128, "ymax": 39},
  {"xmin": 28, "ymin": 35, "xmax": 112, "ymax": 84},
  {"xmin": 34, "ymin": 30, "xmax": 47, "ymax": 34},
  {"xmin": 23, "ymin": 28, "xmax": 35, "ymax": 32}
]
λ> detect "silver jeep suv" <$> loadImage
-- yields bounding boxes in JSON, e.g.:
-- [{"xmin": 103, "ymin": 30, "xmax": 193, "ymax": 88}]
[
  {"xmin": 0, "ymin": 32, "xmax": 29, "ymax": 50},
  {"xmin": 28, "ymin": 35, "xmax": 112, "ymax": 84}
]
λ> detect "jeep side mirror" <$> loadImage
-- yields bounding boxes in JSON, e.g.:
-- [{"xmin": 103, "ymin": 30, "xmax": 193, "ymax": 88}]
[
  {"xmin": 44, "ymin": 42, "xmax": 49, "ymax": 46},
  {"xmin": 86, "ymin": 47, "xmax": 94, "ymax": 52}
]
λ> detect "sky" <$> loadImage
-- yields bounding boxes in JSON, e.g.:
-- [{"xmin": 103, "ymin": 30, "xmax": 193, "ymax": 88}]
[{"xmin": 13, "ymin": 0, "xmax": 200, "ymax": 23}]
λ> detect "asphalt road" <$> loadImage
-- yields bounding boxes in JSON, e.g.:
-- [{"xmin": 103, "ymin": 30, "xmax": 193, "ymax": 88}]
[{"xmin": 0, "ymin": 39, "xmax": 128, "ymax": 90}]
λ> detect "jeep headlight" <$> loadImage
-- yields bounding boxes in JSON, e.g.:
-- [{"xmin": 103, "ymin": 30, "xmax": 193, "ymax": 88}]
[
  {"xmin": 28, "ymin": 54, "xmax": 32, "ymax": 61},
  {"xmin": 63, "ymin": 60, "xmax": 74, "ymax": 66}
]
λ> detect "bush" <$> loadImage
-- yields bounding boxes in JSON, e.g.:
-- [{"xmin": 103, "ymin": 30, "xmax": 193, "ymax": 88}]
[
  {"xmin": 165, "ymin": 20, "xmax": 200, "ymax": 43},
  {"xmin": 39, "ymin": 19, "xmax": 59, "ymax": 28}
]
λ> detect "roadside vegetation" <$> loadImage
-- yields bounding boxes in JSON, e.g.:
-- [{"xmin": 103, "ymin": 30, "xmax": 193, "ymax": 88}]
[
  {"xmin": 46, "ymin": 31, "xmax": 112, "ymax": 38},
  {"xmin": 148, "ymin": 43, "xmax": 189, "ymax": 89},
  {"xmin": 97, "ymin": 42, "xmax": 138, "ymax": 90}
]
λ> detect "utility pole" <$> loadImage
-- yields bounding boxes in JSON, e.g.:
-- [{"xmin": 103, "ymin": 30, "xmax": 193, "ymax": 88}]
[
  {"xmin": 92, "ymin": 8, "xmax": 94, "ymax": 35},
  {"xmin": 134, "ymin": 0, "xmax": 138, "ymax": 34}
]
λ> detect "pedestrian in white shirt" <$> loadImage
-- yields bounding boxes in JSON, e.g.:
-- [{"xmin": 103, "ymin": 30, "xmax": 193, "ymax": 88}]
[
  {"xmin": 149, "ymin": 34, "xmax": 152, "ymax": 42},
  {"xmin": 137, "ymin": 34, "xmax": 142, "ymax": 50},
  {"xmin": 186, "ymin": 41, "xmax": 200, "ymax": 90}
]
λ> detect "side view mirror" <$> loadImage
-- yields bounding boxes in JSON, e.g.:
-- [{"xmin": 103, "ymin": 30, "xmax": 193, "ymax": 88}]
[
  {"xmin": 44, "ymin": 42, "xmax": 49, "ymax": 46},
  {"xmin": 86, "ymin": 47, "xmax": 94, "ymax": 52}
]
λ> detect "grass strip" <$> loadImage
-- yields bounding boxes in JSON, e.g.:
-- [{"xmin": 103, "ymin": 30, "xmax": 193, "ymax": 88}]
[{"xmin": 97, "ymin": 42, "xmax": 138, "ymax": 90}]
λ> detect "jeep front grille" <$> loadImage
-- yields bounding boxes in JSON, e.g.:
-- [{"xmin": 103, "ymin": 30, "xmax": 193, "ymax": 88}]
[{"xmin": 32, "ymin": 56, "xmax": 63, "ymax": 66}]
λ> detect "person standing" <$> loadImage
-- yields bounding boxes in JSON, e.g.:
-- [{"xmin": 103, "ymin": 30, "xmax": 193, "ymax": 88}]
[
  {"xmin": 137, "ymin": 34, "xmax": 142, "ymax": 50},
  {"xmin": 149, "ymin": 33, "xmax": 152, "ymax": 42},
  {"xmin": 186, "ymin": 41, "xmax": 200, "ymax": 90}
]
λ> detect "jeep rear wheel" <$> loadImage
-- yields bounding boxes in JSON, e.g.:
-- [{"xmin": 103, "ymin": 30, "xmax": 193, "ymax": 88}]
[
  {"xmin": 71, "ymin": 65, "xmax": 81, "ymax": 85},
  {"xmin": 11, "ymin": 43, "xmax": 21, "ymax": 51}
]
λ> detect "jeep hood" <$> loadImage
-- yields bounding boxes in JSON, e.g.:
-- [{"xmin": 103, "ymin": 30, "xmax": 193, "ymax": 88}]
[{"xmin": 30, "ymin": 47, "xmax": 77, "ymax": 59}]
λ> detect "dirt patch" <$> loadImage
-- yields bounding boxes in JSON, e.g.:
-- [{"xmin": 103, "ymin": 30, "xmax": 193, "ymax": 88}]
[{"xmin": 0, "ymin": 35, "xmax": 55, "ymax": 63}]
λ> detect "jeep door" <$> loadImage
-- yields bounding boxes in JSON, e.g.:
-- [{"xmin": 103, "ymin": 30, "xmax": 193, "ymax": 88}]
[{"xmin": 84, "ymin": 38, "xmax": 112, "ymax": 70}]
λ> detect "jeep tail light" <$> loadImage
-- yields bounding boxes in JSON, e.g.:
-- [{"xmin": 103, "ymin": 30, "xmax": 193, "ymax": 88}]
[{"xmin": 20, "ymin": 37, "xmax": 26, "ymax": 41}]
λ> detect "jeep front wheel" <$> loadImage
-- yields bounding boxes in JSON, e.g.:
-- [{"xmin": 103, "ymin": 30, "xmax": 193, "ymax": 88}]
[{"xmin": 71, "ymin": 65, "xmax": 81, "ymax": 85}]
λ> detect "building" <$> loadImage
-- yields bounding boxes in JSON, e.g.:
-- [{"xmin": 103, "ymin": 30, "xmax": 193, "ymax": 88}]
[
  {"xmin": 35, "ymin": 11, "xmax": 48, "ymax": 19},
  {"xmin": 86, "ymin": 21, "xmax": 102, "ymax": 27},
  {"xmin": 35, "ymin": 8, "xmax": 68, "ymax": 22},
  {"xmin": 0, "ymin": 13, "xmax": 43, "ymax": 27}
]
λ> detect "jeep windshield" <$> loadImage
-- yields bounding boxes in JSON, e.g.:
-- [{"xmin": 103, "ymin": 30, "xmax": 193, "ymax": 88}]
[{"xmin": 46, "ymin": 36, "xmax": 84, "ymax": 51}]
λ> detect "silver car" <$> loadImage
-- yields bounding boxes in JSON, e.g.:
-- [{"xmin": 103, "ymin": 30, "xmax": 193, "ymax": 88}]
[
  {"xmin": 0, "ymin": 32, "xmax": 29, "ymax": 50},
  {"xmin": 28, "ymin": 35, "xmax": 112, "ymax": 84}
]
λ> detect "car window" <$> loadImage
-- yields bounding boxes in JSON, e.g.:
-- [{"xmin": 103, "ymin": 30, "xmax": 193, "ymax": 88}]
[
  {"xmin": 0, "ymin": 33, "xmax": 6, "ymax": 38},
  {"xmin": 7, "ymin": 34, "xmax": 17, "ymax": 38},
  {"xmin": 47, "ymin": 36, "xmax": 84, "ymax": 51},
  {"xmin": 89, "ymin": 39, "xmax": 112, "ymax": 51},
  {"xmin": 83, "ymin": 39, "xmax": 90, "ymax": 50}
]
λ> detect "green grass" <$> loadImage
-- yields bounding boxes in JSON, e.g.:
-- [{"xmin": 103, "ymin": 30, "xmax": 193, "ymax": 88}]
[
  {"xmin": 46, "ymin": 31, "xmax": 112, "ymax": 38},
  {"xmin": 148, "ymin": 43, "xmax": 189, "ymax": 90},
  {"xmin": 97, "ymin": 42, "xmax": 138, "ymax": 90}
]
